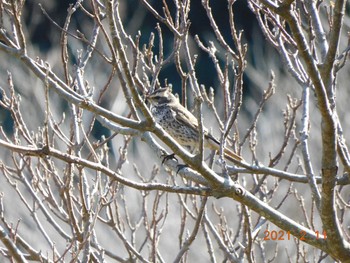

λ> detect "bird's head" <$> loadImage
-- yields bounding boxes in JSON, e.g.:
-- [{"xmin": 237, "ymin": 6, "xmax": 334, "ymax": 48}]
[{"xmin": 146, "ymin": 87, "xmax": 178, "ymax": 106}]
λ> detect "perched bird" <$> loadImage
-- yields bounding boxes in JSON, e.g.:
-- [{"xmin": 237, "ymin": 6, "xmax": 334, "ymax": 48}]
[{"xmin": 146, "ymin": 87, "xmax": 243, "ymax": 163}]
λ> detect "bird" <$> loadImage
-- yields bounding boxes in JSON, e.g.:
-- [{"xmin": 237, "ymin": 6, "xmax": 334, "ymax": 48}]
[{"xmin": 146, "ymin": 87, "xmax": 243, "ymax": 163}]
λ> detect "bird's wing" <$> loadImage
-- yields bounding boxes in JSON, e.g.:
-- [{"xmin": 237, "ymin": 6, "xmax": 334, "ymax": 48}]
[
  {"xmin": 170, "ymin": 102, "xmax": 200, "ymax": 132},
  {"xmin": 171, "ymin": 102, "xmax": 216, "ymax": 139},
  {"xmin": 171, "ymin": 102, "xmax": 243, "ymax": 162}
]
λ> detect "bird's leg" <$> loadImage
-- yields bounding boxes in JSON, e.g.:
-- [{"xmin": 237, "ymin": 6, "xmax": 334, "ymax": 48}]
[
  {"xmin": 176, "ymin": 164, "xmax": 189, "ymax": 174},
  {"xmin": 161, "ymin": 152, "xmax": 178, "ymax": 164},
  {"xmin": 160, "ymin": 152, "xmax": 189, "ymax": 175}
]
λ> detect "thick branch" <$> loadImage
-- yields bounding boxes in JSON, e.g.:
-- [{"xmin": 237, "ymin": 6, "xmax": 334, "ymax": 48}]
[{"xmin": 260, "ymin": 0, "xmax": 350, "ymax": 259}]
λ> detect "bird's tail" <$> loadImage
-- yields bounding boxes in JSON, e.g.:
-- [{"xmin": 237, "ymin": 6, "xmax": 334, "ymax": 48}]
[
  {"xmin": 223, "ymin": 147, "xmax": 243, "ymax": 163},
  {"xmin": 206, "ymin": 135, "xmax": 243, "ymax": 163}
]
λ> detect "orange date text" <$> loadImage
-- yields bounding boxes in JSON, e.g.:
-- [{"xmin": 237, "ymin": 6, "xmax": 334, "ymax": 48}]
[{"xmin": 263, "ymin": 230, "xmax": 327, "ymax": 241}]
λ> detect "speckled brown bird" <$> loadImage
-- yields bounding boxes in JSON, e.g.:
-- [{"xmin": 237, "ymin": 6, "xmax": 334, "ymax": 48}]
[{"xmin": 147, "ymin": 87, "xmax": 242, "ymax": 163}]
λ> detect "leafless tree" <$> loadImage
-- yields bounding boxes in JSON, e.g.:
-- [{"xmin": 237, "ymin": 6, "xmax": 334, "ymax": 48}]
[{"xmin": 0, "ymin": 0, "xmax": 350, "ymax": 262}]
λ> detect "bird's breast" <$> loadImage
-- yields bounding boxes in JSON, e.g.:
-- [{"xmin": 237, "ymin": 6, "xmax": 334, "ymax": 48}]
[{"xmin": 151, "ymin": 105, "xmax": 173, "ymax": 122}]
